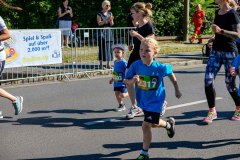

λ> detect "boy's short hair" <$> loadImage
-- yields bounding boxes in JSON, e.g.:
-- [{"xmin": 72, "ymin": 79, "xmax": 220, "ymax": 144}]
[
  {"xmin": 141, "ymin": 37, "xmax": 159, "ymax": 53},
  {"xmin": 112, "ymin": 44, "xmax": 126, "ymax": 53}
]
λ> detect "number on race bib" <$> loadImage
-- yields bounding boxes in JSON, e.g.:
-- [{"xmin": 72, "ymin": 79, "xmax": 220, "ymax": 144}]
[
  {"xmin": 137, "ymin": 75, "xmax": 159, "ymax": 90},
  {"xmin": 113, "ymin": 72, "xmax": 123, "ymax": 82}
]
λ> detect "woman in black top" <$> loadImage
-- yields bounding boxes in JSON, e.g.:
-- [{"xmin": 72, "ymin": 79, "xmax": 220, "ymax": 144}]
[
  {"xmin": 127, "ymin": 2, "xmax": 154, "ymax": 69},
  {"xmin": 96, "ymin": 0, "xmax": 114, "ymax": 69},
  {"xmin": 126, "ymin": 2, "xmax": 154, "ymax": 120},
  {"xmin": 58, "ymin": 0, "xmax": 73, "ymax": 48},
  {"xmin": 203, "ymin": 0, "xmax": 240, "ymax": 124}
]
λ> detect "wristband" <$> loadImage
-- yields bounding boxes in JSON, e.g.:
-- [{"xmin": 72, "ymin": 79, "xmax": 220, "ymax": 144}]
[{"xmin": 220, "ymin": 29, "xmax": 224, "ymax": 34}]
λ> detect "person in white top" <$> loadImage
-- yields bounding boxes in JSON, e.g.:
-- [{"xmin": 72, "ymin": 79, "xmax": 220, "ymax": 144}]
[{"xmin": 0, "ymin": 16, "xmax": 23, "ymax": 116}]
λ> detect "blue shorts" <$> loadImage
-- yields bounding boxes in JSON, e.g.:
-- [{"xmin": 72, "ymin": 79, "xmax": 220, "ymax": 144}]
[{"xmin": 114, "ymin": 86, "xmax": 127, "ymax": 93}]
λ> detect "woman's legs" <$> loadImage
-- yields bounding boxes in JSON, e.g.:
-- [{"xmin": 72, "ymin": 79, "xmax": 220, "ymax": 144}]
[{"xmin": 203, "ymin": 51, "xmax": 222, "ymax": 123}]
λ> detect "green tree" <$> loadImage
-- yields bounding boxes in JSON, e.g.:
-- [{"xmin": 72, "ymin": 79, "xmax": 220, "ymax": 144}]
[{"xmin": 0, "ymin": 0, "xmax": 216, "ymax": 36}]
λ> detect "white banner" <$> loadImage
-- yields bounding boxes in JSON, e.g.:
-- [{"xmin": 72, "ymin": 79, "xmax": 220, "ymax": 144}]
[{"xmin": 4, "ymin": 29, "xmax": 62, "ymax": 68}]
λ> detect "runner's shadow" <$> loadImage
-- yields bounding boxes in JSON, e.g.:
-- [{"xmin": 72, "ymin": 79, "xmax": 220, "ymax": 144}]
[
  {"xmin": 9, "ymin": 116, "xmax": 142, "ymax": 129},
  {"xmin": 23, "ymin": 139, "xmax": 240, "ymax": 160},
  {"xmin": 103, "ymin": 139, "xmax": 240, "ymax": 159},
  {"xmin": 23, "ymin": 153, "xmax": 121, "ymax": 160},
  {"xmin": 140, "ymin": 154, "xmax": 240, "ymax": 160},
  {"xmin": 28, "ymin": 109, "xmax": 116, "ymax": 115},
  {"xmin": 171, "ymin": 110, "xmax": 234, "ymax": 126}
]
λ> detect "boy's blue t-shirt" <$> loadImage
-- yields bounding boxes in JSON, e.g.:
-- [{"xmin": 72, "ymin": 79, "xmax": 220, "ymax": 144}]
[
  {"xmin": 232, "ymin": 55, "xmax": 240, "ymax": 96},
  {"xmin": 113, "ymin": 58, "xmax": 127, "ymax": 87},
  {"xmin": 126, "ymin": 60, "xmax": 172, "ymax": 113}
]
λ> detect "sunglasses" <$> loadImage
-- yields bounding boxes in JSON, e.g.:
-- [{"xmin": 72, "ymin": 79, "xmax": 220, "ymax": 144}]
[{"xmin": 106, "ymin": 4, "xmax": 111, "ymax": 7}]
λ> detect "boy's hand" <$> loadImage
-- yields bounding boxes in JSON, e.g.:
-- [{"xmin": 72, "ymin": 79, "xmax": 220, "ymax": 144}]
[
  {"xmin": 230, "ymin": 64, "xmax": 237, "ymax": 76},
  {"xmin": 109, "ymin": 78, "xmax": 114, "ymax": 84},
  {"xmin": 133, "ymin": 75, "xmax": 139, "ymax": 83},
  {"xmin": 175, "ymin": 89, "xmax": 182, "ymax": 99}
]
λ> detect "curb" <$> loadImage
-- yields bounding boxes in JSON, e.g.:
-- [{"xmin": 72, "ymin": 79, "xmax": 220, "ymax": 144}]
[{"xmin": 168, "ymin": 60, "xmax": 203, "ymax": 66}]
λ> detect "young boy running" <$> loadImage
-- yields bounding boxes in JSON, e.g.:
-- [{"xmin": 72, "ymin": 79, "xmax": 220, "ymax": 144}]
[
  {"xmin": 109, "ymin": 44, "xmax": 128, "ymax": 111},
  {"xmin": 125, "ymin": 38, "xmax": 182, "ymax": 160}
]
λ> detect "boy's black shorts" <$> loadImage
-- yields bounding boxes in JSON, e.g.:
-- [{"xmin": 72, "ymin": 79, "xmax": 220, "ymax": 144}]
[{"xmin": 143, "ymin": 110, "xmax": 161, "ymax": 124}]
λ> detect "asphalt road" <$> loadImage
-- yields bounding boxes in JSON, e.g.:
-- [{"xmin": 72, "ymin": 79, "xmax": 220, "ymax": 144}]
[{"xmin": 0, "ymin": 64, "xmax": 239, "ymax": 160}]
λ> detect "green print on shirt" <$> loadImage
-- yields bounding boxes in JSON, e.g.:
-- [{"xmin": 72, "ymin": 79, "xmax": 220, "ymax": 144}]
[
  {"xmin": 137, "ymin": 75, "xmax": 159, "ymax": 90},
  {"xmin": 113, "ymin": 72, "xmax": 123, "ymax": 82}
]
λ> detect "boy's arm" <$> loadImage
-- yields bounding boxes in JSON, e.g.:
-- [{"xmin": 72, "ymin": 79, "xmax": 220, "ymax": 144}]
[
  {"xmin": 125, "ymin": 75, "xmax": 139, "ymax": 85},
  {"xmin": 168, "ymin": 73, "xmax": 182, "ymax": 99}
]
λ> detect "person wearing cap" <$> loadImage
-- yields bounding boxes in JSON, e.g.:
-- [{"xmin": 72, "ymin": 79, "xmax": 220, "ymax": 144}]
[{"xmin": 109, "ymin": 44, "xmax": 128, "ymax": 111}]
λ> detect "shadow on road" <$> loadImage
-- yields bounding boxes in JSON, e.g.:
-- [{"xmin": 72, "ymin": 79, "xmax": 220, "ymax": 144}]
[
  {"xmin": 172, "ymin": 110, "xmax": 234, "ymax": 126},
  {"xmin": 24, "ymin": 139, "xmax": 240, "ymax": 160},
  {"xmin": 23, "ymin": 153, "xmax": 121, "ymax": 160},
  {"xmin": 28, "ymin": 109, "xmax": 116, "ymax": 114},
  {"xmin": 103, "ymin": 139, "xmax": 240, "ymax": 159},
  {"xmin": 0, "ymin": 109, "xmax": 235, "ymax": 129}
]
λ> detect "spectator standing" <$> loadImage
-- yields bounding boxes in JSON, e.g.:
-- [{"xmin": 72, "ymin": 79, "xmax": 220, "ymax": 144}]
[
  {"xmin": 58, "ymin": 0, "xmax": 73, "ymax": 48},
  {"xmin": 96, "ymin": 0, "xmax": 114, "ymax": 69},
  {"xmin": 203, "ymin": 0, "xmax": 240, "ymax": 124},
  {"xmin": 190, "ymin": 4, "xmax": 206, "ymax": 44},
  {"xmin": 126, "ymin": 2, "xmax": 155, "ymax": 119},
  {"xmin": 0, "ymin": 16, "xmax": 23, "ymax": 116}
]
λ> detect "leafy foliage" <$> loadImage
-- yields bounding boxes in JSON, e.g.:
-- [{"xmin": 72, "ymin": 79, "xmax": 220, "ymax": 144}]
[{"xmin": 0, "ymin": 0, "xmax": 216, "ymax": 36}]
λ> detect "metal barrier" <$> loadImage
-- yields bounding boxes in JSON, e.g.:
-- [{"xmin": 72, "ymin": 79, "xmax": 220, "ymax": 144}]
[{"xmin": 0, "ymin": 27, "xmax": 134, "ymax": 84}]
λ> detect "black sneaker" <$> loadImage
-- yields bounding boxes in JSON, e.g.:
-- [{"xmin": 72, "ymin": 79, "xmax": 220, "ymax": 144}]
[
  {"xmin": 166, "ymin": 117, "xmax": 175, "ymax": 138},
  {"xmin": 136, "ymin": 154, "xmax": 149, "ymax": 160},
  {"xmin": 116, "ymin": 104, "xmax": 126, "ymax": 112}
]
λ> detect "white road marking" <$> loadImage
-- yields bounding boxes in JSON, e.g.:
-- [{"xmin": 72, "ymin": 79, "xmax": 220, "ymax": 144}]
[
  {"xmin": 84, "ymin": 97, "xmax": 223, "ymax": 126},
  {"xmin": 166, "ymin": 97, "xmax": 223, "ymax": 110}
]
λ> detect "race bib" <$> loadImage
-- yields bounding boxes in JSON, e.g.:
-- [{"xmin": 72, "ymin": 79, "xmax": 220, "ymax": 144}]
[
  {"xmin": 137, "ymin": 75, "xmax": 159, "ymax": 90},
  {"xmin": 113, "ymin": 72, "xmax": 123, "ymax": 82}
]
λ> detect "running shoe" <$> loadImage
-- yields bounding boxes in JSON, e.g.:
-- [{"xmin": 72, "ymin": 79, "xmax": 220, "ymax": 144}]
[
  {"xmin": 136, "ymin": 154, "xmax": 149, "ymax": 160},
  {"xmin": 12, "ymin": 96, "xmax": 23, "ymax": 115},
  {"xmin": 166, "ymin": 117, "xmax": 175, "ymax": 138},
  {"xmin": 231, "ymin": 110, "xmax": 240, "ymax": 121},
  {"xmin": 116, "ymin": 104, "xmax": 126, "ymax": 112},
  {"xmin": 126, "ymin": 107, "xmax": 144, "ymax": 119},
  {"xmin": 203, "ymin": 111, "xmax": 217, "ymax": 124}
]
